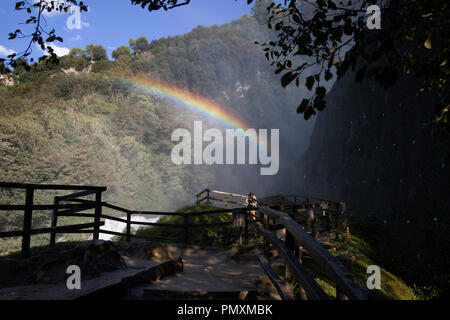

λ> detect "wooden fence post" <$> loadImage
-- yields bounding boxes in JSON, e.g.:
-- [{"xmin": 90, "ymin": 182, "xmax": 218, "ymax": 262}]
[
  {"xmin": 239, "ymin": 226, "xmax": 243, "ymax": 246},
  {"xmin": 341, "ymin": 202, "xmax": 348, "ymax": 237},
  {"xmin": 285, "ymin": 230, "xmax": 295, "ymax": 298},
  {"xmin": 184, "ymin": 214, "xmax": 189, "ymax": 244},
  {"xmin": 336, "ymin": 254, "xmax": 355, "ymax": 300},
  {"xmin": 263, "ymin": 213, "xmax": 271, "ymax": 262},
  {"xmin": 244, "ymin": 209, "xmax": 249, "ymax": 246},
  {"xmin": 93, "ymin": 190, "xmax": 102, "ymax": 240},
  {"xmin": 307, "ymin": 208, "xmax": 317, "ymax": 239},
  {"xmin": 334, "ymin": 203, "xmax": 340, "ymax": 239},
  {"xmin": 297, "ymin": 246, "xmax": 308, "ymax": 300},
  {"xmin": 21, "ymin": 186, "xmax": 34, "ymax": 258},
  {"xmin": 50, "ymin": 196, "xmax": 59, "ymax": 246},
  {"xmin": 206, "ymin": 189, "xmax": 210, "ymax": 204},
  {"xmin": 126, "ymin": 212, "xmax": 131, "ymax": 242}
]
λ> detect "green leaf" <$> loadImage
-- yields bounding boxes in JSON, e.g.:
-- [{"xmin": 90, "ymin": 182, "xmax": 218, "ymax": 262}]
[
  {"xmin": 328, "ymin": 0, "xmax": 337, "ymax": 10},
  {"xmin": 281, "ymin": 72, "xmax": 297, "ymax": 88},
  {"xmin": 297, "ymin": 99, "xmax": 310, "ymax": 114},
  {"xmin": 313, "ymin": 96, "xmax": 326, "ymax": 110},
  {"xmin": 305, "ymin": 76, "xmax": 315, "ymax": 90},
  {"xmin": 304, "ymin": 106, "xmax": 316, "ymax": 120},
  {"xmin": 315, "ymin": 86, "xmax": 326, "ymax": 98},
  {"xmin": 274, "ymin": 66, "xmax": 284, "ymax": 75},
  {"xmin": 15, "ymin": 1, "xmax": 25, "ymax": 10}
]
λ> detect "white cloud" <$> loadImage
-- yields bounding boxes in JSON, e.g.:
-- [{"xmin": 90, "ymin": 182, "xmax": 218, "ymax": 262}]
[
  {"xmin": 36, "ymin": 43, "xmax": 70, "ymax": 57},
  {"xmin": 66, "ymin": 18, "xmax": 90, "ymax": 30},
  {"xmin": 65, "ymin": 5, "xmax": 90, "ymax": 30},
  {"xmin": 70, "ymin": 34, "xmax": 82, "ymax": 41},
  {"xmin": 0, "ymin": 45, "xmax": 16, "ymax": 57}
]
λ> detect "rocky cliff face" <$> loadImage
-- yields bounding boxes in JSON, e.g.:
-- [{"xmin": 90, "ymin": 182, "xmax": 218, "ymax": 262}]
[{"xmin": 300, "ymin": 70, "xmax": 449, "ymax": 220}]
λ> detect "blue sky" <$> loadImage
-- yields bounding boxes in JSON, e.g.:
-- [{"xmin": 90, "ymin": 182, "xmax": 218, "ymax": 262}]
[{"xmin": 0, "ymin": 0, "xmax": 252, "ymax": 60}]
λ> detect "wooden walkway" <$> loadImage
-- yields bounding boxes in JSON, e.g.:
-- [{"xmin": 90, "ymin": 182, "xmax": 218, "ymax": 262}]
[
  {"xmin": 129, "ymin": 245, "xmax": 270, "ymax": 300},
  {"xmin": 0, "ymin": 256, "xmax": 159, "ymax": 300},
  {"xmin": 0, "ymin": 183, "xmax": 368, "ymax": 300}
]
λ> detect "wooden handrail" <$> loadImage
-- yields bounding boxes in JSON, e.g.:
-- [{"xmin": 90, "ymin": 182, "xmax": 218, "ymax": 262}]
[
  {"xmin": 55, "ymin": 190, "xmax": 97, "ymax": 201},
  {"xmin": 258, "ymin": 254, "xmax": 294, "ymax": 300},
  {"xmin": 258, "ymin": 205, "xmax": 368, "ymax": 300},
  {"xmin": 0, "ymin": 182, "xmax": 106, "ymax": 191},
  {"xmin": 0, "ymin": 203, "xmax": 99, "ymax": 211},
  {"xmin": 0, "ymin": 222, "xmax": 105, "ymax": 238},
  {"xmin": 196, "ymin": 189, "xmax": 276, "ymax": 208},
  {"xmin": 265, "ymin": 194, "xmax": 342, "ymax": 206},
  {"xmin": 208, "ymin": 190, "xmax": 248, "ymax": 198},
  {"xmin": 196, "ymin": 188, "xmax": 210, "ymax": 197},
  {"xmin": 100, "ymin": 214, "xmax": 129, "ymax": 224},
  {"xmin": 103, "ymin": 202, "xmax": 133, "ymax": 214},
  {"xmin": 133, "ymin": 207, "xmax": 244, "ymax": 216},
  {"xmin": 258, "ymin": 226, "xmax": 329, "ymax": 300}
]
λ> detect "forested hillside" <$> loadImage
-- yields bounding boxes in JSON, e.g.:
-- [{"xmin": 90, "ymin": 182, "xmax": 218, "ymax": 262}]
[{"xmin": 0, "ymin": 9, "xmax": 315, "ymax": 251}]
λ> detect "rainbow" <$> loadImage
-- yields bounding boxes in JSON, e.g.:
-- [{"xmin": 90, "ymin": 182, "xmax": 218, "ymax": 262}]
[{"xmin": 113, "ymin": 74, "xmax": 268, "ymax": 150}]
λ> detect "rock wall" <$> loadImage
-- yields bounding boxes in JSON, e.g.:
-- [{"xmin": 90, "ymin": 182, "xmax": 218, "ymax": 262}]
[{"xmin": 300, "ymin": 70, "xmax": 449, "ymax": 220}]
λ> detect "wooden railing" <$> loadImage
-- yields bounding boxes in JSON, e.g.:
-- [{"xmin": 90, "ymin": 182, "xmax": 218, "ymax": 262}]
[
  {"xmin": 0, "ymin": 183, "xmax": 107, "ymax": 258},
  {"xmin": 90, "ymin": 204, "xmax": 248, "ymax": 245},
  {"xmin": 197, "ymin": 189, "xmax": 347, "ymax": 239},
  {"xmin": 257, "ymin": 205, "xmax": 367, "ymax": 300},
  {"xmin": 0, "ymin": 183, "xmax": 250, "ymax": 258},
  {"xmin": 196, "ymin": 189, "xmax": 250, "ymax": 208},
  {"xmin": 196, "ymin": 188, "xmax": 366, "ymax": 300},
  {"xmin": 0, "ymin": 183, "xmax": 366, "ymax": 300}
]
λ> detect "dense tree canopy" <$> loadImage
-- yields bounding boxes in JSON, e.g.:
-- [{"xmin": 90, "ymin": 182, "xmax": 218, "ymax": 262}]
[
  {"xmin": 85, "ymin": 44, "xmax": 108, "ymax": 61},
  {"xmin": 112, "ymin": 45, "xmax": 131, "ymax": 60},
  {"xmin": 129, "ymin": 36, "xmax": 151, "ymax": 54}
]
